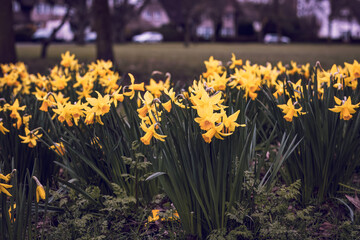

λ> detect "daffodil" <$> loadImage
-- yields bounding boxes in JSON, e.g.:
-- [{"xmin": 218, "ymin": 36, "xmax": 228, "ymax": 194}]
[
  {"xmin": 202, "ymin": 123, "xmax": 227, "ymax": 143},
  {"xmin": 277, "ymin": 61, "xmax": 287, "ymax": 74},
  {"xmin": 51, "ymin": 74, "xmax": 71, "ymax": 91},
  {"xmin": 278, "ymin": 99, "xmax": 306, "ymax": 122},
  {"xmin": 195, "ymin": 111, "xmax": 221, "ymax": 131},
  {"xmin": 287, "ymin": 61, "xmax": 301, "ymax": 75},
  {"xmin": 60, "ymin": 51, "xmax": 79, "ymax": 70},
  {"xmin": 19, "ymin": 128, "xmax": 43, "ymax": 148},
  {"xmin": 0, "ymin": 182, "xmax": 12, "ymax": 196},
  {"xmin": 148, "ymin": 209, "xmax": 160, "ymax": 222},
  {"xmin": 52, "ymin": 102, "xmax": 74, "ymax": 126},
  {"xmin": 32, "ymin": 176, "xmax": 46, "ymax": 203},
  {"xmin": 145, "ymin": 77, "xmax": 170, "ymax": 98},
  {"xmin": 229, "ymin": 53, "xmax": 243, "ymax": 69},
  {"xmin": 140, "ymin": 121, "xmax": 166, "ymax": 145},
  {"xmin": 206, "ymin": 72, "xmax": 228, "ymax": 91},
  {"xmin": 329, "ymin": 96, "xmax": 360, "ymax": 120},
  {"xmin": 111, "ymin": 86, "xmax": 124, "ymax": 107},
  {"xmin": 0, "ymin": 120, "xmax": 9, "ymax": 135},
  {"xmin": 99, "ymin": 72, "xmax": 120, "ymax": 93},
  {"xmin": 7, "ymin": 99, "xmax": 26, "ymax": 119},
  {"xmin": 221, "ymin": 110, "xmax": 245, "ymax": 133},
  {"xmin": 0, "ymin": 170, "xmax": 16, "ymax": 183},
  {"xmin": 123, "ymin": 73, "xmax": 144, "ymax": 99},
  {"xmin": 345, "ymin": 60, "xmax": 360, "ymax": 79},
  {"xmin": 203, "ymin": 56, "xmax": 224, "ymax": 78},
  {"xmin": 162, "ymin": 100, "xmax": 172, "ymax": 112},
  {"xmin": 191, "ymin": 87, "xmax": 224, "ymax": 117},
  {"xmin": 86, "ymin": 91, "xmax": 111, "ymax": 116},
  {"xmin": 50, "ymin": 142, "xmax": 66, "ymax": 156},
  {"xmin": 230, "ymin": 68, "xmax": 261, "ymax": 100},
  {"xmin": 8, "ymin": 203, "xmax": 16, "ymax": 221},
  {"xmin": 137, "ymin": 91, "xmax": 154, "ymax": 118},
  {"xmin": 273, "ymin": 80, "xmax": 285, "ymax": 98}
]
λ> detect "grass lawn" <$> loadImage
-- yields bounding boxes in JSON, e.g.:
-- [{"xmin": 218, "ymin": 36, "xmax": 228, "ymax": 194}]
[{"xmin": 17, "ymin": 42, "xmax": 360, "ymax": 84}]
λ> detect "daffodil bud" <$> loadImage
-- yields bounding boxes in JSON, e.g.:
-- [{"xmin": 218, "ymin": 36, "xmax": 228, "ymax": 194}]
[{"xmin": 32, "ymin": 176, "xmax": 46, "ymax": 203}]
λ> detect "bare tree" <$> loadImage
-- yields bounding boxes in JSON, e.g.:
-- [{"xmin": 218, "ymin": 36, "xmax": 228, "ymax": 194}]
[
  {"xmin": 0, "ymin": 0, "xmax": 17, "ymax": 63},
  {"xmin": 40, "ymin": 5, "xmax": 72, "ymax": 58}
]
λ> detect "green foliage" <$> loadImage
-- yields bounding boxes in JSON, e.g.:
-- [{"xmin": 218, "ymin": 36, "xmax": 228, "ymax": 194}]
[
  {"xmin": 261, "ymin": 65, "xmax": 360, "ymax": 203},
  {"xmin": 223, "ymin": 179, "xmax": 314, "ymax": 240},
  {"xmin": 48, "ymin": 185, "xmax": 140, "ymax": 240}
]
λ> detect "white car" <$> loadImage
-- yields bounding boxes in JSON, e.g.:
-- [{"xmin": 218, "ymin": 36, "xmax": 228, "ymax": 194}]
[
  {"xmin": 132, "ymin": 31, "xmax": 163, "ymax": 43},
  {"xmin": 264, "ymin": 33, "xmax": 290, "ymax": 44}
]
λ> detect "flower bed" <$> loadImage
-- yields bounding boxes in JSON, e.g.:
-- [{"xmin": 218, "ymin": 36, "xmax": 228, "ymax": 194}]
[{"xmin": 0, "ymin": 52, "xmax": 359, "ymax": 238}]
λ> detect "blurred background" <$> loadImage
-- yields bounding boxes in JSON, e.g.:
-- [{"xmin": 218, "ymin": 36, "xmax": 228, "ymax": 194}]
[{"xmin": 1, "ymin": 0, "xmax": 360, "ymax": 83}]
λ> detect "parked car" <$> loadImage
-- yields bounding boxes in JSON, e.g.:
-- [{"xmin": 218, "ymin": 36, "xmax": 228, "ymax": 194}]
[
  {"xmin": 132, "ymin": 31, "xmax": 163, "ymax": 43},
  {"xmin": 264, "ymin": 33, "xmax": 291, "ymax": 44},
  {"xmin": 84, "ymin": 30, "xmax": 97, "ymax": 42}
]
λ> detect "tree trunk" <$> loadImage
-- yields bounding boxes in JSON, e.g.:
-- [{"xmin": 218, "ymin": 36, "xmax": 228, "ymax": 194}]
[
  {"xmin": 184, "ymin": 18, "xmax": 191, "ymax": 47},
  {"xmin": 0, "ymin": 0, "xmax": 17, "ymax": 64},
  {"xmin": 93, "ymin": 0, "xmax": 114, "ymax": 62},
  {"xmin": 74, "ymin": 0, "xmax": 87, "ymax": 45},
  {"xmin": 273, "ymin": 0, "xmax": 282, "ymax": 43},
  {"xmin": 327, "ymin": 17, "xmax": 333, "ymax": 43}
]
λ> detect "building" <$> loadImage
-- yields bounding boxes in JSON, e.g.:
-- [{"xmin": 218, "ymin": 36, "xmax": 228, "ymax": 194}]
[{"xmin": 297, "ymin": 0, "xmax": 360, "ymax": 40}]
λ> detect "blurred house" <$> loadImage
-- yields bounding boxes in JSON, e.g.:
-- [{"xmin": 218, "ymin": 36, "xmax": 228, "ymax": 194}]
[
  {"xmin": 196, "ymin": 2, "xmax": 238, "ymax": 39},
  {"xmin": 12, "ymin": 0, "xmax": 360, "ymax": 42},
  {"xmin": 138, "ymin": 0, "xmax": 170, "ymax": 28},
  {"xmin": 297, "ymin": 0, "xmax": 360, "ymax": 40}
]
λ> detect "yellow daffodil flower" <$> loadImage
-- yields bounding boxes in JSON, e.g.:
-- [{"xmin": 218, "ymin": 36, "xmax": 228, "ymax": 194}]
[
  {"xmin": 6, "ymin": 99, "xmax": 26, "ymax": 119},
  {"xmin": 0, "ymin": 182, "xmax": 12, "ymax": 196},
  {"xmin": 202, "ymin": 123, "xmax": 228, "ymax": 143},
  {"xmin": 51, "ymin": 74, "xmax": 71, "ymax": 91},
  {"xmin": 203, "ymin": 56, "xmax": 224, "ymax": 78},
  {"xmin": 278, "ymin": 99, "xmax": 306, "ymax": 122},
  {"xmin": 273, "ymin": 80, "xmax": 285, "ymax": 98},
  {"xmin": 0, "ymin": 121, "xmax": 9, "ymax": 135},
  {"xmin": 221, "ymin": 110, "xmax": 245, "ymax": 133},
  {"xmin": 50, "ymin": 142, "xmax": 66, "ymax": 156},
  {"xmin": 206, "ymin": 72, "xmax": 228, "ymax": 91},
  {"xmin": 123, "ymin": 73, "xmax": 145, "ymax": 99},
  {"xmin": 86, "ymin": 91, "xmax": 111, "ymax": 116},
  {"xmin": 32, "ymin": 176, "xmax": 46, "ymax": 203},
  {"xmin": 345, "ymin": 60, "xmax": 360, "ymax": 79},
  {"xmin": 162, "ymin": 100, "xmax": 172, "ymax": 112},
  {"xmin": 111, "ymin": 86, "xmax": 124, "ymax": 107},
  {"xmin": 277, "ymin": 61, "xmax": 287, "ymax": 74},
  {"xmin": 195, "ymin": 111, "xmax": 221, "ymax": 131},
  {"xmin": 229, "ymin": 53, "xmax": 243, "ymax": 69},
  {"xmin": 329, "ymin": 96, "xmax": 360, "ymax": 120},
  {"xmin": 140, "ymin": 121, "xmax": 166, "ymax": 145},
  {"xmin": 145, "ymin": 77, "xmax": 170, "ymax": 98},
  {"xmin": 60, "ymin": 51, "xmax": 79, "ymax": 70},
  {"xmin": 0, "ymin": 169, "xmax": 16, "ymax": 183},
  {"xmin": 19, "ymin": 128, "xmax": 43, "ymax": 148},
  {"xmin": 147, "ymin": 209, "xmax": 180, "ymax": 224},
  {"xmin": 8, "ymin": 203, "xmax": 16, "ymax": 222},
  {"xmin": 137, "ymin": 91, "xmax": 155, "ymax": 118}
]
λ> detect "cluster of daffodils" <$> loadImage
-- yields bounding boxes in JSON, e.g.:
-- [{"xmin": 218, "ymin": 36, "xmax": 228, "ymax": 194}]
[
  {"xmin": 189, "ymin": 81, "xmax": 245, "ymax": 143},
  {"xmin": 200, "ymin": 54, "xmax": 359, "ymax": 123},
  {"xmin": 1, "ymin": 51, "xmax": 360, "ymax": 150}
]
